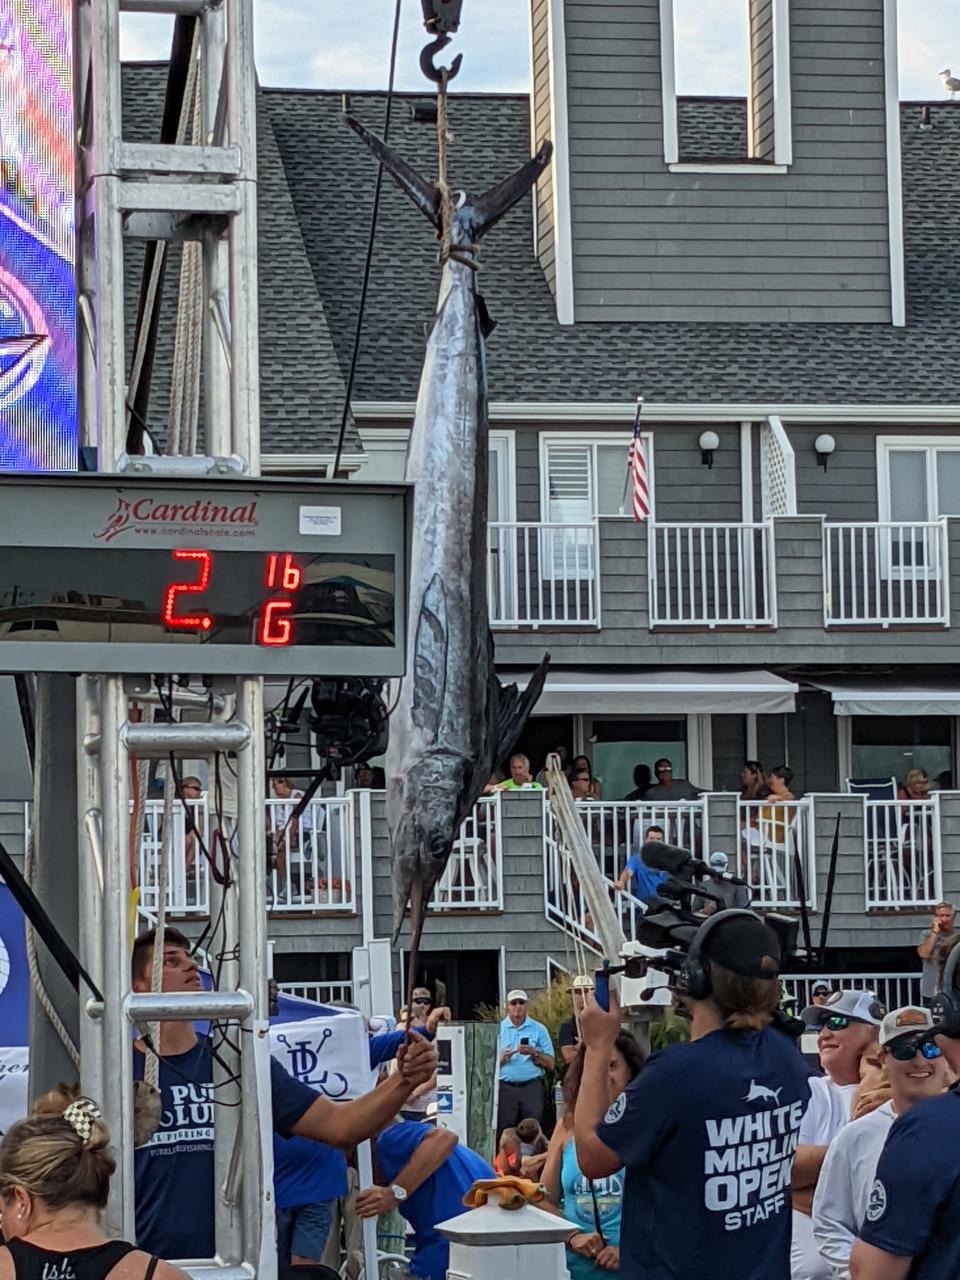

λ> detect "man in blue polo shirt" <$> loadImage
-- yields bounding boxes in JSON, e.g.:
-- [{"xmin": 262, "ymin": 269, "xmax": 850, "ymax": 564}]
[
  {"xmin": 851, "ymin": 1034, "xmax": 960, "ymax": 1280},
  {"xmin": 497, "ymin": 988, "xmax": 554, "ymax": 1140}
]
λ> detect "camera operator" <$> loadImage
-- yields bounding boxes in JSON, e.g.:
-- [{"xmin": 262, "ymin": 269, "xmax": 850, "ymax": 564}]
[
  {"xmin": 574, "ymin": 911, "xmax": 811, "ymax": 1279},
  {"xmin": 850, "ymin": 1018, "xmax": 960, "ymax": 1278}
]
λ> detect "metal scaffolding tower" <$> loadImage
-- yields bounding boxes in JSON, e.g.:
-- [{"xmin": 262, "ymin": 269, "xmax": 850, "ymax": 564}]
[{"xmin": 67, "ymin": 1, "xmax": 273, "ymax": 1272}]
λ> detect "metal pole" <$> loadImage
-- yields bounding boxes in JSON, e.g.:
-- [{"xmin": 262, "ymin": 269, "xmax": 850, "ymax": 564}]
[
  {"xmin": 201, "ymin": 0, "xmax": 232, "ymax": 457},
  {"xmin": 77, "ymin": 675, "xmax": 105, "ymax": 1103},
  {"xmin": 99, "ymin": 676, "xmax": 135, "ymax": 1239},
  {"xmin": 29, "ymin": 675, "xmax": 81, "ymax": 1096},
  {"xmin": 356, "ymin": 1141, "xmax": 382, "ymax": 1280}
]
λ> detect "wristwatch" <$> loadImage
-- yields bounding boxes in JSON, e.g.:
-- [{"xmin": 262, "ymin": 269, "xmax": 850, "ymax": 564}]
[{"xmin": 391, "ymin": 1184, "xmax": 408, "ymax": 1203}]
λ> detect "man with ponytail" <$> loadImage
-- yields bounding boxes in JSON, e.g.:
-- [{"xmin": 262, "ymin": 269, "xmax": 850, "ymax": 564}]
[
  {"xmin": 0, "ymin": 1087, "xmax": 188, "ymax": 1280},
  {"xmin": 574, "ymin": 911, "xmax": 812, "ymax": 1279}
]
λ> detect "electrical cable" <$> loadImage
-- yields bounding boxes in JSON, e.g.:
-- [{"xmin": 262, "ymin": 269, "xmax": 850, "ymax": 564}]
[{"xmin": 332, "ymin": 0, "xmax": 404, "ymax": 476}]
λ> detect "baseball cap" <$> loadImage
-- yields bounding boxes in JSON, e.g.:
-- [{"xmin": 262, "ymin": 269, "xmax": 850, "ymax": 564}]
[
  {"xmin": 699, "ymin": 913, "xmax": 781, "ymax": 978},
  {"xmin": 570, "ymin": 975, "xmax": 594, "ymax": 991},
  {"xmin": 802, "ymin": 988, "xmax": 886, "ymax": 1028},
  {"xmin": 507, "ymin": 989, "xmax": 528, "ymax": 1003},
  {"xmin": 411, "ymin": 987, "xmax": 432, "ymax": 1001},
  {"xmin": 708, "ymin": 851, "xmax": 729, "ymax": 873},
  {"xmin": 878, "ymin": 1005, "xmax": 936, "ymax": 1047}
]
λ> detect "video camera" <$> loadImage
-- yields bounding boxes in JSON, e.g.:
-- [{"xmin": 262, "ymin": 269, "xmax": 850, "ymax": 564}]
[{"xmin": 595, "ymin": 839, "xmax": 800, "ymax": 1011}]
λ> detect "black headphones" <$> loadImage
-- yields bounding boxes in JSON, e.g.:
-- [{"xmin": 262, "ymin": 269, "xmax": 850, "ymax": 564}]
[
  {"xmin": 931, "ymin": 944, "xmax": 960, "ymax": 1037},
  {"xmin": 680, "ymin": 909, "xmax": 768, "ymax": 1001}
]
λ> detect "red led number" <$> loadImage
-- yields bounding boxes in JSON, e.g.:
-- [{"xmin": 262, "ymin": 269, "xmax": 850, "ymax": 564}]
[
  {"xmin": 259, "ymin": 553, "xmax": 301, "ymax": 647},
  {"xmin": 163, "ymin": 550, "xmax": 214, "ymax": 632}
]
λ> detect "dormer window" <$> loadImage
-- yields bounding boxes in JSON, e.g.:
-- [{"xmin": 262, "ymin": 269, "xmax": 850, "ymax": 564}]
[{"xmin": 660, "ymin": 0, "xmax": 792, "ymax": 171}]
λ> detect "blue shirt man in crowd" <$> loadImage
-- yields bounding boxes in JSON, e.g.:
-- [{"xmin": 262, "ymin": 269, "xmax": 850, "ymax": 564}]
[
  {"xmin": 357, "ymin": 1122, "xmax": 494, "ymax": 1280},
  {"xmin": 852, "ymin": 1033, "xmax": 960, "ymax": 1280},
  {"xmin": 497, "ymin": 988, "xmax": 554, "ymax": 1140},
  {"xmin": 615, "ymin": 824, "xmax": 668, "ymax": 901}
]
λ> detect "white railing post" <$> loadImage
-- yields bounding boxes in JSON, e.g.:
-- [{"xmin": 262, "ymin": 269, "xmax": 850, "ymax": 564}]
[
  {"xmin": 487, "ymin": 522, "xmax": 600, "ymax": 628},
  {"xmin": 649, "ymin": 523, "xmax": 776, "ymax": 628},
  {"xmin": 824, "ymin": 522, "xmax": 949, "ymax": 627}
]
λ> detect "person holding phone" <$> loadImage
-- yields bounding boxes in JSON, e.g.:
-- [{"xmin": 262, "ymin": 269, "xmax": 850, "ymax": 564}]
[{"xmin": 497, "ymin": 990, "xmax": 555, "ymax": 1141}]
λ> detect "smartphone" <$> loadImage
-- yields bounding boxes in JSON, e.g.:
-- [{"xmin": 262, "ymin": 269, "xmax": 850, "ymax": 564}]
[
  {"xmin": 520, "ymin": 1037, "xmax": 530, "ymax": 1046},
  {"xmin": 595, "ymin": 960, "xmax": 612, "ymax": 1012}
]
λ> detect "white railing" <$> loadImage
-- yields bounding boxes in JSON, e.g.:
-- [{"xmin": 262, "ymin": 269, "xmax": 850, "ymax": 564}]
[
  {"xmin": 863, "ymin": 797, "xmax": 942, "ymax": 910},
  {"xmin": 430, "ymin": 794, "xmax": 503, "ymax": 911},
  {"xmin": 542, "ymin": 800, "xmax": 647, "ymax": 949},
  {"xmin": 574, "ymin": 800, "xmax": 707, "ymax": 885},
  {"xmin": 138, "ymin": 793, "xmax": 358, "ymax": 915},
  {"xmin": 488, "ymin": 521, "xmax": 600, "ymax": 628},
  {"xmin": 266, "ymin": 795, "xmax": 355, "ymax": 912},
  {"xmin": 278, "ymin": 980, "xmax": 355, "ymax": 1005},
  {"xmin": 138, "ymin": 797, "xmax": 210, "ymax": 916},
  {"xmin": 781, "ymin": 972, "xmax": 921, "ymax": 1014},
  {"xmin": 737, "ymin": 799, "xmax": 815, "ymax": 909},
  {"xmin": 649, "ymin": 522, "xmax": 776, "ymax": 628},
  {"xmin": 824, "ymin": 521, "xmax": 949, "ymax": 627}
]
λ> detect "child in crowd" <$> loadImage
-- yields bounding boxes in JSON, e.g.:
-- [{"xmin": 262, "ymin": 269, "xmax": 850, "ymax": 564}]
[
  {"xmin": 494, "ymin": 1127, "xmax": 523, "ymax": 1176},
  {"xmin": 517, "ymin": 1116, "xmax": 549, "ymax": 1178}
]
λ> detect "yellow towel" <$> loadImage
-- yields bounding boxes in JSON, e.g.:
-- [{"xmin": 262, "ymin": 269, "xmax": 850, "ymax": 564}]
[{"xmin": 462, "ymin": 1177, "xmax": 545, "ymax": 1210}]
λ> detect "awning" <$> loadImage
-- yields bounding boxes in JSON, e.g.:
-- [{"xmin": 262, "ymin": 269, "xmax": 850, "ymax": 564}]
[
  {"xmin": 512, "ymin": 669, "xmax": 798, "ymax": 716},
  {"xmin": 815, "ymin": 679, "xmax": 960, "ymax": 717}
]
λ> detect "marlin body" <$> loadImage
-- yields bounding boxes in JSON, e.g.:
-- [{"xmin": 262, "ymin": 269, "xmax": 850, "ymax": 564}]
[{"xmin": 346, "ymin": 118, "xmax": 552, "ymax": 943}]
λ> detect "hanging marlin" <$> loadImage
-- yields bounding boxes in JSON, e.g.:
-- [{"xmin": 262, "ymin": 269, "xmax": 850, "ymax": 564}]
[{"xmin": 345, "ymin": 116, "xmax": 552, "ymax": 947}]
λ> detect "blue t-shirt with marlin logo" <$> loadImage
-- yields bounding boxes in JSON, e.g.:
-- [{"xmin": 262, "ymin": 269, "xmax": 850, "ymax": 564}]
[{"xmin": 596, "ymin": 1026, "xmax": 812, "ymax": 1279}]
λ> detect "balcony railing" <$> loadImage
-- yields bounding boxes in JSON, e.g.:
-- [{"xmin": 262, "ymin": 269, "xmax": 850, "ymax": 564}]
[
  {"xmin": 431, "ymin": 794, "xmax": 503, "ymax": 911},
  {"xmin": 488, "ymin": 521, "xmax": 600, "ymax": 628},
  {"xmin": 278, "ymin": 980, "xmax": 355, "ymax": 1005},
  {"xmin": 737, "ymin": 799, "xmax": 815, "ymax": 909},
  {"xmin": 824, "ymin": 521, "xmax": 949, "ymax": 628},
  {"xmin": 267, "ymin": 795, "xmax": 355, "ymax": 912},
  {"xmin": 574, "ymin": 800, "xmax": 707, "ymax": 884},
  {"xmin": 863, "ymin": 797, "xmax": 942, "ymax": 910},
  {"xmin": 138, "ymin": 794, "xmax": 358, "ymax": 916},
  {"xmin": 781, "ymin": 972, "xmax": 921, "ymax": 1013},
  {"xmin": 649, "ymin": 522, "xmax": 775, "ymax": 628},
  {"xmin": 542, "ymin": 799, "xmax": 647, "ymax": 949}
]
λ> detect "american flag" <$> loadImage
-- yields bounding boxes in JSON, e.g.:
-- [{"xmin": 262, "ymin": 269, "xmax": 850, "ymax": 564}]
[{"xmin": 628, "ymin": 398, "xmax": 650, "ymax": 521}]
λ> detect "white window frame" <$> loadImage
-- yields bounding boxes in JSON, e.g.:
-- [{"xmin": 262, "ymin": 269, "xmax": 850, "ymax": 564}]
[
  {"xmin": 877, "ymin": 436, "xmax": 960, "ymax": 524},
  {"xmin": 660, "ymin": 0, "xmax": 792, "ymax": 170},
  {"xmin": 539, "ymin": 431, "xmax": 656, "ymax": 523}
]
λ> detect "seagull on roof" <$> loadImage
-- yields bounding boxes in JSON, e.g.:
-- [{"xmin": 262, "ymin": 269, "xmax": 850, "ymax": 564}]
[{"xmin": 941, "ymin": 68, "xmax": 960, "ymax": 98}]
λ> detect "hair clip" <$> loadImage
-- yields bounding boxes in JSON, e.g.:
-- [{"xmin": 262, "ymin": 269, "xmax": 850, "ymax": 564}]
[{"xmin": 62, "ymin": 1098, "xmax": 101, "ymax": 1146}]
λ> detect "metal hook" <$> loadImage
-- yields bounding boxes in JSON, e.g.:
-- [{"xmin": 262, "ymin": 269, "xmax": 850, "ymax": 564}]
[{"xmin": 420, "ymin": 33, "xmax": 463, "ymax": 85}]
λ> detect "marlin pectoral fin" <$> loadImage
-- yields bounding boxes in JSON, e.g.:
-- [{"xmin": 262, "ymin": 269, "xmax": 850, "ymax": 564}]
[
  {"xmin": 495, "ymin": 652, "xmax": 551, "ymax": 761},
  {"xmin": 472, "ymin": 140, "xmax": 553, "ymax": 237},
  {"xmin": 343, "ymin": 116, "xmax": 442, "ymax": 230},
  {"xmin": 412, "ymin": 574, "xmax": 448, "ymax": 736}
]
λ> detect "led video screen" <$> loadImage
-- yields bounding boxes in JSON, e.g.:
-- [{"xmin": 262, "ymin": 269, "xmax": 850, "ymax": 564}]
[{"xmin": 0, "ymin": 0, "xmax": 77, "ymax": 470}]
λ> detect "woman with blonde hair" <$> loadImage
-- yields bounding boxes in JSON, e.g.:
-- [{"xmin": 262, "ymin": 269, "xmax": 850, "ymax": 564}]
[{"xmin": 0, "ymin": 1088, "xmax": 188, "ymax": 1280}]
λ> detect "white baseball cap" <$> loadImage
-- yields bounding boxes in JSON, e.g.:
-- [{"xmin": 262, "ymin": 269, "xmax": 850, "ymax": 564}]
[
  {"xmin": 708, "ymin": 851, "xmax": 729, "ymax": 873},
  {"xmin": 802, "ymin": 988, "xmax": 885, "ymax": 1027},
  {"xmin": 878, "ymin": 1005, "xmax": 936, "ymax": 1047},
  {"xmin": 506, "ymin": 989, "xmax": 529, "ymax": 1003}
]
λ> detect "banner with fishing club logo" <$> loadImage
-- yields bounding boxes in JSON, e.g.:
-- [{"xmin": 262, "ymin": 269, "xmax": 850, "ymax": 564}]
[
  {"xmin": 269, "ymin": 998, "xmax": 378, "ymax": 1101},
  {"xmin": 0, "ymin": 882, "xmax": 29, "ymax": 1133}
]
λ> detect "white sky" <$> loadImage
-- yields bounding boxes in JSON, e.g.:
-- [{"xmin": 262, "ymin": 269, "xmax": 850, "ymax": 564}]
[{"xmin": 119, "ymin": 0, "xmax": 957, "ymax": 101}]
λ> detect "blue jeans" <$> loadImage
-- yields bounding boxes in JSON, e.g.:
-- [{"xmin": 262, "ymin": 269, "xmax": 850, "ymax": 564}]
[{"xmin": 277, "ymin": 1199, "xmax": 335, "ymax": 1264}]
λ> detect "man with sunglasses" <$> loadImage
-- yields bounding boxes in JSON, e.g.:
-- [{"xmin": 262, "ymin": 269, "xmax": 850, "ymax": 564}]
[
  {"xmin": 792, "ymin": 991, "xmax": 886, "ymax": 1280},
  {"xmin": 497, "ymin": 989, "xmax": 554, "ymax": 1141},
  {"xmin": 851, "ymin": 1017, "xmax": 960, "ymax": 1278},
  {"xmin": 813, "ymin": 1007, "xmax": 951, "ymax": 1278}
]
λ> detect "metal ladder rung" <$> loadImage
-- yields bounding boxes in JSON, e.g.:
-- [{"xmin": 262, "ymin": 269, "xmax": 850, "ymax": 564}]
[
  {"xmin": 119, "ymin": 143, "xmax": 242, "ymax": 179},
  {"xmin": 84, "ymin": 720, "xmax": 251, "ymax": 757},
  {"xmin": 119, "ymin": 0, "xmax": 211, "ymax": 13},
  {"xmin": 123, "ymin": 991, "xmax": 254, "ymax": 1023}
]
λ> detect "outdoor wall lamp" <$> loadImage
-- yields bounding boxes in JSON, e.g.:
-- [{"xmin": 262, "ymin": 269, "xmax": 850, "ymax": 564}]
[
  {"xmin": 815, "ymin": 433, "xmax": 836, "ymax": 471},
  {"xmin": 698, "ymin": 430, "xmax": 720, "ymax": 469}
]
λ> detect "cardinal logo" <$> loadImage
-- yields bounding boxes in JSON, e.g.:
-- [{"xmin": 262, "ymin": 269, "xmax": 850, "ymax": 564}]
[{"xmin": 94, "ymin": 497, "xmax": 132, "ymax": 543}]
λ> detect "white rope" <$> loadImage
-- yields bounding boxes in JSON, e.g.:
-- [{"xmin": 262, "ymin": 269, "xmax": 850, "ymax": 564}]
[{"xmin": 24, "ymin": 829, "xmax": 80, "ymax": 1069}]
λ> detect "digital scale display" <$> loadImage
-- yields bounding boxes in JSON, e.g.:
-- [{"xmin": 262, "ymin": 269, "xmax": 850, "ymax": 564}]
[{"xmin": 0, "ymin": 476, "xmax": 409, "ymax": 676}]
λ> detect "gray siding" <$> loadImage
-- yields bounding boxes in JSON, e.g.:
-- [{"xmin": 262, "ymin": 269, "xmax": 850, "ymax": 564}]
[
  {"xmin": 555, "ymin": 0, "xmax": 891, "ymax": 322},
  {"xmin": 531, "ymin": 0, "xmax": 557, "ymax": 295},
  {"xmin": 712, "ymin": 715, "xmax": 746, "ymax": 791}
]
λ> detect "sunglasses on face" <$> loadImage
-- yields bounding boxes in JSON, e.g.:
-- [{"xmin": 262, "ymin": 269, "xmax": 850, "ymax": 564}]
[
  {"xmin": 509, "ymin": 1000, "xmax": 527, "ymax": 1007},
  {"xmin": 887, "ymin": 1037, "xmax": 942, "ymax": 1062},
  {"xmin": 411, "ymin": 997, "xmax": 431, "ymax": 1005},
  {"xmin": 820, "ymin": 1014, "xmax": 862, "ymax": 1031}
]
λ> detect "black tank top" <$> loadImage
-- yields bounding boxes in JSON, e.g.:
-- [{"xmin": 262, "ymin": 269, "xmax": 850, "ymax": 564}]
[{"xmin": 3, "ymin": 1239, "xmax": 158, "ymax": 1280}]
